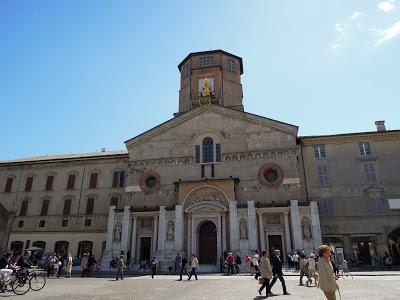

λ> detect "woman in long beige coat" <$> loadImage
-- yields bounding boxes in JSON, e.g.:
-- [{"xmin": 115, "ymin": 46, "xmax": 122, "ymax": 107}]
[
  {"xmin": 257, "ymin": 250, "xmax": 273, "ymax": 297},
  {"xmin": 317, "ymin": 245, "xmax": 339, "ymax": 300},
  {"xmin": 65, "ymin": 253, "xmax": 73, "ymax": 278}
]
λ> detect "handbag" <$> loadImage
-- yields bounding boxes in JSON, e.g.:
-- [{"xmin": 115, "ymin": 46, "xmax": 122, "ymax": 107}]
[{"xmin": 258, "ymin": 278, "xmax": 264, "ymax": 284}]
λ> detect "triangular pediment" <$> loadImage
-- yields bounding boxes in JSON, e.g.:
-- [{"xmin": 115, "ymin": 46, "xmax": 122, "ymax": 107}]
[{"xmin": 125, "ymin": 105, "xmax": 298, "ymax": 148}]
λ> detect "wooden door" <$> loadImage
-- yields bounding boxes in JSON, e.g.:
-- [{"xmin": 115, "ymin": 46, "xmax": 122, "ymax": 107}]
[{"xmin": 199, "ymin": 221, "xmax": 217, "ymax": 264}]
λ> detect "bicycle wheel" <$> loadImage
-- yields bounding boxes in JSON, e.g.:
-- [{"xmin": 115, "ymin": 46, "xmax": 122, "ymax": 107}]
[
  {"xmin": 6, "ymin": 276, "xmax": 16, "ymax": 292},
  {"xmin": 12, "ymin": 277, "xmax": 30, "ymax": 295},
  {"xmin": 30, "ymin": 273, "xmax": 46, "ymax": 291}
]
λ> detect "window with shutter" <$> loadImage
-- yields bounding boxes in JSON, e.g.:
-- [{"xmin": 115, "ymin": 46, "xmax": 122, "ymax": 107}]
[
  {"xmin": 216, "ymin": 144, "xmax": 221, "ymax": 162},
  {"xmin": 63, "ymin": 199, "xmax": 72, "ymax": 215},
  {"xmin": 25, "ymin": 177, "xmax": 33, "ymax": 192},
  {"xmin": 4, "ymin": 178, "xmax": 13, "ymax": 193},
  {"xmin": 19, "ymin": 200, "xmax": 29, "ymax": 217},
  {"xmin": 45, "ymin": 176, "xmax": 54, "ymax": 191},
  {"xmin": 195, "ymin": 145, "xmax": 200, "ymax": 163},
  {"xmin": 86, "ymin": 198, "xmax": 94, "ymax": 215},
  {"xmin": 110, "ymin": 196, "xmax": 118, "ymax": 207},
  {"xmin": 67, "ymin": 174, "xmax": 76, "ymax": 190},
  {"xmin": 40, "ymin": 199, "xmax": 49, "ymax": 216},
  {"xmin": 89, "ymin": 173, "xmax": 98, "ymax": 189}
]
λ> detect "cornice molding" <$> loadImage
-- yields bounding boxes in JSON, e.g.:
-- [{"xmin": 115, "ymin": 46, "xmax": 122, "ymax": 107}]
[{"xmin": 301, "ymin": 131, "xmax": 400, "ymax": 145}]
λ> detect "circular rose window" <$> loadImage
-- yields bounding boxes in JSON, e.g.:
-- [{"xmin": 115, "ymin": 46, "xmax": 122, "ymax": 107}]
[
  {"xmin": 140, "ymin": 171, "xmax": 161, "ymax": 193},
  {"xmin": 258, "ymin": 163, "xmax": 284, "ymax": 187}
]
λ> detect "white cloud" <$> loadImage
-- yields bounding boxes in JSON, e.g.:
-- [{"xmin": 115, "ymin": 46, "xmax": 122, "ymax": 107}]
[
  {"xmin": 377, "ymin": 21, "xmax": 400, "ymax": 44},
  {"xmin": 350, "ymin": 11, "xmax": 362, "ymax": 20},
  {"xmin": 335, "ymin": 23, "xmax": 346, "ymax": 34},
  {"xmin": 378, "ymin": 0, "xmax": 396, "ymax": 13},
  {"xmin": 331, "ymin": 44, "xmax": 341, "ymax": 49}
]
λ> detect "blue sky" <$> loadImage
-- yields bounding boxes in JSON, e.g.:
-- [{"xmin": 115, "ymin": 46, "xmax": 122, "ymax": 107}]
[{"xmin": 1, "ymin": 0, "xmax": 399, "ymax": 160}]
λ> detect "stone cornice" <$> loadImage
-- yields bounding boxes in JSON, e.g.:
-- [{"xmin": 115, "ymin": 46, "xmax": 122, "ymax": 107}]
[
  {"xmin": 300, "ymin": 130, "xmax": 400, "ymax": 145},
  {"xmin": 128, "ymin": 148, "xmax": 298, "ymax": 169}
]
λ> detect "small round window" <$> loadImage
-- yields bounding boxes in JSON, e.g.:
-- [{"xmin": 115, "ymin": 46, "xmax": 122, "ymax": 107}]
[
  {"xmin": 258, "ymin": 163, "xmax": 284, "ymax": 187},
  {"xmin": 140, "ymin": 171, "xmax": 161, "ymax": 194},
  {"xmin": 145, "ymin": 176, "xmax": 157, "ymax": 189},
  {"xmin": 264, "ymin": 170, "xmax": 278, "ymax": 183}
]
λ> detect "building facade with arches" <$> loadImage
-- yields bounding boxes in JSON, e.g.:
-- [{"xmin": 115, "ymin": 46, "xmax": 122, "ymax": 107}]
[{"xmin": 0, "ymin": 50, "xmax": 399, "ymax": 269}]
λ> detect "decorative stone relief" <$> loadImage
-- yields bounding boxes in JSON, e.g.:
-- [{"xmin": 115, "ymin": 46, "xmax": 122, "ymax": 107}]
[
  {"xmin": 301, "ymin": 216, "xmax": 312, "ymax": 240},
  {"xmin": 239, "ymin": 218, "xmax": 248, "ymax": 240},
  {"xmin": 167, "ymin": 220, "xmax": 175, "ymax": 241},
  {"xmin": 113, "ymin": 222, "xmax": 122, "ymax": 241}
]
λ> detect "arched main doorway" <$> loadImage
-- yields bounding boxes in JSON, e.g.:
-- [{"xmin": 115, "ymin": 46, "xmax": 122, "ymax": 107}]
[
  {"xmin": 198, "ymin": 221, "xmax": 217, "ymax": 264},
  {"xmin": 388, "ymin": 227, "xmax": 400, "ymax": 265}
]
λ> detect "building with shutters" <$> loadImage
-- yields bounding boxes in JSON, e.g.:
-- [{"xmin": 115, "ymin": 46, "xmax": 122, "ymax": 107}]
[{"xmin": 0, "ymin": 50, "xmax": 399, "ymax": 269}]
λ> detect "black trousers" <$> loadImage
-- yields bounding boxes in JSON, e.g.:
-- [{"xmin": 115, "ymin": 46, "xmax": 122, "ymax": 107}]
[
  {"xmin": 179, "ymin": 265, "xmax": 187, "ymax": 280},
  {"xmin": 227, "ymin": 264, "xmax": 234, "ymax": 275},
  {"xmin": 259, "ymin": 278, "xmax": 271, "ymax": 295},
  {"xmin": 81, "ymin": 268, "xmax": 89, "ymax": 277},
  {"xmin": 116, "ymin": 269, "xmax": 123, "ymax": 280},
  {"xmin": 269, "ymin": 275, "xmax": 287, "ymax": 293},
  {"xmin": 188, "ymin": 267, "xmax": 197, "ymax": 280},
  {"xmin": 151, "ymin": 269, "xmax": 156, "ymax": 279}
]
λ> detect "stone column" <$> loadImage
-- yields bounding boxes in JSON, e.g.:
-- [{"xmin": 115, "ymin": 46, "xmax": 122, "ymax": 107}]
[
  {"xmin": 229, "ymin": 201, "xmax": 239, "ymax": 251},
  {"xmin": 217, "ymin": 215, "xmax": 222, "ymax": 262},
  {"xmin": 191, "ymin": 216, "xmax": 195, "ymax": 255},
  {"xmin": 152, "ymin": 215, "xmax": 158, "ymax": 257},
  {"xmin": 310, "ymin": 201, "xmax": 322, "ymax": 249},
  {"xmin": 290, "ymin": 200, "xmax": 303, "ymax": 250},
  {"xmin": 157, "ymin": 206, "xmax": 166, "ymax": 253},
  {"xmin": 222, "ymin": 214, "xmax": 227, "ymax": 252},
  {"xmin": 187, "ymin": 214, "xmax": 192, "ymax": 256},
  {"xmin": 120, "ymin": 205, "xmax": 130, "ymax": 254},
  {"xmin": 283, "ymin": 211, "xmax": 292, "ymax": 253},
  {"xmin": 174, "ymin": 205, "xmax": 184, "ymax": 251},
  {"xmin": 130, "ymin": 216, "xmax": 138, "ymax": 262},
  {"xmin": 258, "ymin": 213, "xmax": 265, "ymax": 250},
  {"xmin": 247, "ymin": 201, "xmax": 257, "ymax": 251},
  {"xmin": 105, "ymin": 206, "xmax": 116, "ymax": 252}
]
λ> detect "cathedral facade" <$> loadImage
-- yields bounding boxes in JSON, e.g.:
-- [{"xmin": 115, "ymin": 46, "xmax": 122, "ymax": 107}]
[{"xmin": 1, "ymin": 50, "xmax": 399, "ymax": 269}]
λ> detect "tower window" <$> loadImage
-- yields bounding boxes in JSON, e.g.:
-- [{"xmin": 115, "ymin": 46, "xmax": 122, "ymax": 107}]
[
  {"xmin": 202, "ymin": 137, "xmax": 214, "ymax": 163},
  {"xmin": 181, "ymin": 64, "xmax": 189, "ymax": 79},
  {"xmin": 199, "ymin": 56, "xmax": 215, "ymax": 68},
  {"xmin": 359, "ymin": 142, "xmax": 371, "ymax": 156},
  {"xmin": 227, "ymin": 58, "xmax": 236, "ymax": 73}
]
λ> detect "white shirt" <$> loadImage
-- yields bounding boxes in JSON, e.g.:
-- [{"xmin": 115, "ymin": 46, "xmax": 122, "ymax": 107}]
[
  {"xmin": 191, "ymin": 257, "xmax": 199, "ymax": 268},
  {"xmin": 253, "ymin": 254, "xmax": 259, "ymax": 266},
  {"xmin": 307, "ymin": 258, "xmax": 316, "ymax": 270}
]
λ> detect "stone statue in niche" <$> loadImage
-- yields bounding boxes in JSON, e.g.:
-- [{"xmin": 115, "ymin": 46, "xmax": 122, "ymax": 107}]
[
  {"xmin": 239, "ymin": 218, "xmax": 248, "ymax": 240},
  {"xmin": 301, "ymin": 217, "xmax": 312, "ymax": 240},
  {"xmin": 201, "ymin": 77, "xmax": 211, "ymax": 97},
  {"xmin": 167, "ymin": 220, "xmax": 175, "ymax": 241},
  {"xmin": 113, "ymin": 222, "xmax": 122, "ymax": 241}
]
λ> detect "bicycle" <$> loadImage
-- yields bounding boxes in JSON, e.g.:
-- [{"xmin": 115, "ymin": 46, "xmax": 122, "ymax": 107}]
[
  {"xmin": 9, "ymin": 268, "xmax": 31, "ymax": 295},
  {"xmin": 28, "ymin": 266, "xmax": 46, "ymax": 291}
]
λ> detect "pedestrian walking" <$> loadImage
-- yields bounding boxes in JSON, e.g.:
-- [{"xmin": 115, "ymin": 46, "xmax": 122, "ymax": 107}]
[
  {"xmin": 151, "ymin": 257, "xmax": 158, "ymax": 279},
  {"xmin": 65, "ymin": 252, "xmax": 73, "ymax": 278},
  {"xmin": 253, "ymin": 250, "xmax": 260, "ymax": 279},
  {"xmin": 299, "ymin": 254, "xmax": 307, "ymax": 285},
  {"xmin": 383, "ymin": 252, "xmax": 392, "ymax": 269},
  {"xmin": 293, "ymin": 252, "xmax": 299, "ymax": 270},
  {"xmin": 269, "ymin": 249, "xmax": 290, "ymax": 295},
  {"xmin": 116, "ymin": 255, "xmax": 125, "ymax": 280},
  {"xmin": 188, "ymin": 254, "xmax": 198, "ymax": 280},
  {"xmin": 257, "ymin": 250, "xmax": 273, "ymax": 297},
  {"xmin": 226, "ymin": 252, "xmax": 235, "ymax": 275},
  {"xmin": 174, "ymin": 253, "xmax": 181, "ymax": 274},
  {"xmin": 80, "ymin": 253, "xmax": 89, "ymax": 277},
  {"xmin": 307, "ymin": 254, "xmax": 317, "ymax": 285},
  {"xmin": 317, "ymin": 245, "xmax": 339, "ymax": 300},
  {"xmin": 179, "ymin": 253, "xmax": 188, "ymax": 281}
]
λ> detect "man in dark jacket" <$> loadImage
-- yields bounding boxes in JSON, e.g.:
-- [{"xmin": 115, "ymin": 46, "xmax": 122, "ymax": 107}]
[
  {"xmin": 178, "ymin": 253, "xmax": 188, "ymax": 281},
  {"xmin": 269, "ymin": 250, "xmax": 290, "ymax": 295}
]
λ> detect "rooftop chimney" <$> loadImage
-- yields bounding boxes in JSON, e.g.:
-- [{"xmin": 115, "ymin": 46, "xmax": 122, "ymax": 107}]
[{"xmin": 375, "ymin": 120, "xmax": 386, "ymax": 132}]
